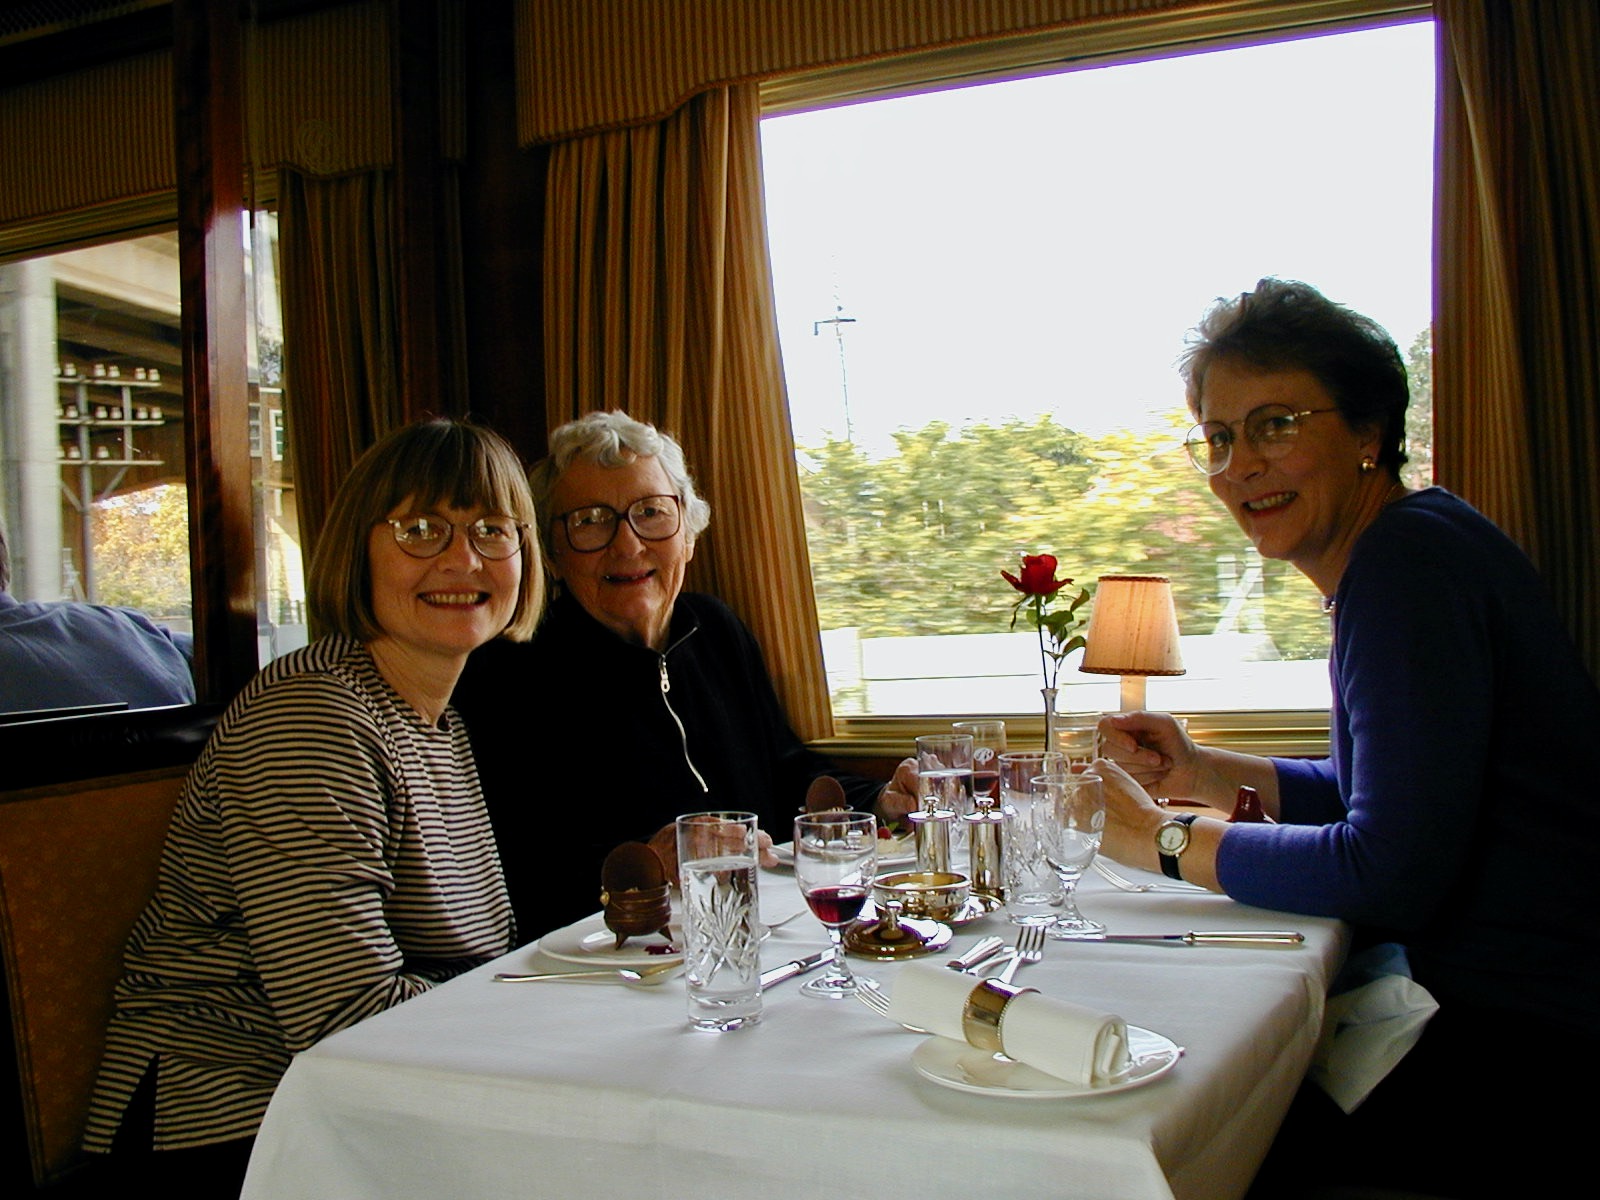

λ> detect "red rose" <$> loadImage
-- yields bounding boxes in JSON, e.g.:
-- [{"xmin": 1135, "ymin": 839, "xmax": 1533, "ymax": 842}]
[{"xmin": 1002, "ymin": 554, "xmax": 1070, "ymax": 598}]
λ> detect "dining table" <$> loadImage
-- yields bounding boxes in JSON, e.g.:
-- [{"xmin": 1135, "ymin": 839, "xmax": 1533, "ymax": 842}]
[{"xmin": 241, "ymin": 854, "xmax": 1348, "ymax": 1200}]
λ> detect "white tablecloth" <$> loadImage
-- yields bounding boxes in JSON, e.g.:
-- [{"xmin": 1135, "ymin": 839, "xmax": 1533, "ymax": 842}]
[{"xmin": 243, "ymin": 866, "xmax": 1346, "ymax": 1200}]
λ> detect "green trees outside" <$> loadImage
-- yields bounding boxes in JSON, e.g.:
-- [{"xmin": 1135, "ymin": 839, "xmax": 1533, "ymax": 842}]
[
  {"xmin": 798, "ymin": 413, "xmax": 1317, "ymax": 653},
  {"xmin": 1402, "ymin": 326, "xmax": 1434, "ymax": 491},
  {"xmin": 90, "ymin": 483, "xmax": 191, "ymax": 621},
  {"xmin": 797, "ymin": 330, "xmax": 1432, "ymax": 667}
]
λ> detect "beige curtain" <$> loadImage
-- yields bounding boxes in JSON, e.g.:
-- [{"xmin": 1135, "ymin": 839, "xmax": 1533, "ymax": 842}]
[
  {"xmin": 277, "ymin": 168, "xmax": 403, "ymax": 567},
  {"xmin": 543, "ymin": 84, "xmax": 833, "ymax": 740},
  {"xmin": 1434, "ymin": 0, "xmax": 1600, "ymax": 680}
]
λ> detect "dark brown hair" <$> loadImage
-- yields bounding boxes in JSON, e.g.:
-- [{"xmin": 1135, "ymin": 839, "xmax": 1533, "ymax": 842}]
[{"xmin": 1180, "ymin": 278, "xmax": 1411, "ymax": 474}]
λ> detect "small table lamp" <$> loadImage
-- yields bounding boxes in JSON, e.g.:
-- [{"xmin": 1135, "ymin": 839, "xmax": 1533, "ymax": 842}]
[{"xmin": 1079, "ymin": 575, "xmax": 1185, "ymax": 711}]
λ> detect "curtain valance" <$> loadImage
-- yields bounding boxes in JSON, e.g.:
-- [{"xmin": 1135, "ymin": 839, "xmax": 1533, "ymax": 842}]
[
  {"xmin": 514, "ymin": 0, "xmax": 1215, "ymax": 145},
  {"xmin": 0, "ymin": 0, "xmax": 465, "ymax": 251},
  {"xmin": 0, "ymin": 52, "xmax": 174, "ymax": 250}
]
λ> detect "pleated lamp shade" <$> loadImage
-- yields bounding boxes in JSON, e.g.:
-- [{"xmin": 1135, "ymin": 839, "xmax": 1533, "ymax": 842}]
[{"xmin": 1079, "ymin": 575, "xmax": 1185, "ymax": 711}]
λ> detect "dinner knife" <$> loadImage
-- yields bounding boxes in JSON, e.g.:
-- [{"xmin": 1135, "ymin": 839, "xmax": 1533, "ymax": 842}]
[
  {"xmin": 946, "ymin": 935, "xmax": 1007, "ymax": 972},
  {"xmin": 760, "ymin": 949, "xmax": 832, "ymax": 989},
  {"xmin": 1080, "ymin": 930, "xmax": 1305, "ymax": 947}
]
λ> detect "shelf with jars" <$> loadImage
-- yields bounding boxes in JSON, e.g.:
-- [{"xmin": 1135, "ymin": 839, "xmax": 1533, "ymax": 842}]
[{"xmin": 57, "ymin": 363, "xmax": 168, "ymax": 494}]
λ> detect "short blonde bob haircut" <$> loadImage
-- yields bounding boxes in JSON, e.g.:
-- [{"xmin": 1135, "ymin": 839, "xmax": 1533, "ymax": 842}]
[{"xmin": 308, "ymin": 419, "xmax": 545, "ymax": 643}]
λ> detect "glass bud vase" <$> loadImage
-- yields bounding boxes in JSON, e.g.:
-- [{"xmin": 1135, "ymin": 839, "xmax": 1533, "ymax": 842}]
[{"xmin": 1040, "ymin": 686, "xmax": 1059, "ymax": 754}]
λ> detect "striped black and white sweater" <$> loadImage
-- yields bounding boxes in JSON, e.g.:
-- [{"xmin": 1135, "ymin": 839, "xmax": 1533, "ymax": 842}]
[{"xmin": 83, "ymin": 635, "xmax": 513, "ymax": 1151}]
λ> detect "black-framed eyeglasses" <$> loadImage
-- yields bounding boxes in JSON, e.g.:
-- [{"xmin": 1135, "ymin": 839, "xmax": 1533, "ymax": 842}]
[
  {"xmin": 1183, "ymin": 405, "xmax": 1341, "ymax": 476},
  {"xmin": 383, "ymin": 514, "xmax": 527, "ymax": 560},
  {"xmin": 553, "ymin": 495, "xmax": 682, "ymax": 553}
]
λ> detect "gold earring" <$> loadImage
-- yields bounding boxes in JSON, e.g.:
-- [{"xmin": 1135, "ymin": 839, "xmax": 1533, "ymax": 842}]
[{"xmin": 1359, "ymin": 457, "xmax": 1376, "ymax": 474}]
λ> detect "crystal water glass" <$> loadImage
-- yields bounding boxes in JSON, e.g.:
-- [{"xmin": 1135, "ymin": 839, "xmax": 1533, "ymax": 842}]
[
  {"xmin": 999, "ymin": 750, "xmax": 1066, "ymax": 924},
  {"xmin": 676, "ymin": 811, "xmax": 763, "ymax": 1031},
  {"xmin": 1033, "ymin": 772, "xmax": 1106, "ymax": 939}
]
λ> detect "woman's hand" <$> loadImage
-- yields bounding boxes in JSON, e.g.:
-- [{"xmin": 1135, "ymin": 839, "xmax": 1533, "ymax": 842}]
[
  {"xmin": 1090, "ymin": 756, "xmax": 1170, "ymax": 871},
  {"xmin": 1097, "ymin": 711, "xmax": 1201, "ymax": 799},
  {"xmin": 1092, "ymin": 756, "xmax": 1225, "ymax": 891},
  {"xmin": 875, "ymin": 757, "xmax": 920, "ymax": 826}
]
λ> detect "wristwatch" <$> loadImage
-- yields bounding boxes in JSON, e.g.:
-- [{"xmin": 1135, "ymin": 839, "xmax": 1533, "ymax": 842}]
[{"xmin": 1155, "ymin": 813, "xmax": 1199, "ymax": 880}]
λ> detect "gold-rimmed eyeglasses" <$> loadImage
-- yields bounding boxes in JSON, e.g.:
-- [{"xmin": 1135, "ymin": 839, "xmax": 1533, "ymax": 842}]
[
  {"xmin": 383, "ymin": 514, "xmax": 527, "ymax": 560},
  {"xmin": 1183, "ymin": 405, "xmax": 1341, "ymax": 476},
  {"xmin": 553, "ymin": 495, "xmax": 682, "ymax": 553}
]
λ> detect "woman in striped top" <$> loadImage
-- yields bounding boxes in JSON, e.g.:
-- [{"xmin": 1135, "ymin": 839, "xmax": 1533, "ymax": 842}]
[{"xmin": 83, "ymin": 419, "xmax": 544, "ymax": 1192}]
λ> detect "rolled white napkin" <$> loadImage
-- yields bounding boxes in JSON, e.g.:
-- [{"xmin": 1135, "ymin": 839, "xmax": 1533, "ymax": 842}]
[
  {"xmin": 1001, "ymin": 991, "xmax": 1131, "ymax": 1086},
  {"xmin": 888, "ymin": 963, "xmax": 1132, "ymax": 1086},
  {"xmin": 887, "ymin": 962, "xmax": 976, "ymax": 1041}
]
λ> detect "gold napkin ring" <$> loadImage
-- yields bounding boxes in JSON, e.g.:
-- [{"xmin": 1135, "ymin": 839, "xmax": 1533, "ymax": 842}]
[{"xmin": 961, "ymin": 978, "xmax": 1035, "ymax": 1052}]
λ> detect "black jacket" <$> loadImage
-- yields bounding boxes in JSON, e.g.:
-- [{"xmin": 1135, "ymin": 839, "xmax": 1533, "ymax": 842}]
[{"xmin": 453, "ymin": 591, "xmax": 881, "ymax": 939}]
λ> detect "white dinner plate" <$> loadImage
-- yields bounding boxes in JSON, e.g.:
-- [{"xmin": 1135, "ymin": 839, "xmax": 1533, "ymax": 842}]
[
  {"xmin": 537, "ymin": 913, "xmax": 682, "ymax": 967},
  {"xmin": 911, "ymin": 1025, "xmax": 1182, "ymax": 1099},
  {"xmin": 771, "ymin": 835, "xmax": 917, "ymax": 870}
]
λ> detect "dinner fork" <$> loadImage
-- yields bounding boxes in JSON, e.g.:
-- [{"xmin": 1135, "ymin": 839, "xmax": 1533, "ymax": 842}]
[
  {"xmin": 990, "ymin": 923, "xmax": 1044, "ymax": 985},
  {"xmin": 762, "ymin": 911, "xmax": 806, "ymax": 932},
  {"xmin": 1094, "ymin": 859, "xmax": 1209, "ymax": 895},
  {"xmin": 852, "ymin": 979, "xmax": 928, "ymax": 1032}
]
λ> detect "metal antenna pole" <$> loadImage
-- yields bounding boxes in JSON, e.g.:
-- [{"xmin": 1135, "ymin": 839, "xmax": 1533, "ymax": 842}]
[{"xmin": 812, "ymin": 304, "xmax": 857, "ymax": 443}]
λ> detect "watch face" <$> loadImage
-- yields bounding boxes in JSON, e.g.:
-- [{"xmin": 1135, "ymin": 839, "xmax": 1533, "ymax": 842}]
[{"xmin": 1156, "ymin": 820, "xmax": 1190, "ymax": 855}]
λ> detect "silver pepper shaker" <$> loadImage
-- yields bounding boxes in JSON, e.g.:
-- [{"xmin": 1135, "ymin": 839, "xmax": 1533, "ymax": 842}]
[
  {"xmin": 963, "ymin": 795, "xmax": 1006, "ymax": 910},
  {"xmin": 908, "ymin": 807, "xmax": 954, "ymax": 875}
]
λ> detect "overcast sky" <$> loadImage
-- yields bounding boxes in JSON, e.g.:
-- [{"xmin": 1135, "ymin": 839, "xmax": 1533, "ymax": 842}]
[{"xmin": 761, "ymin": 20, "xmax": 1437, "ymax": 457}]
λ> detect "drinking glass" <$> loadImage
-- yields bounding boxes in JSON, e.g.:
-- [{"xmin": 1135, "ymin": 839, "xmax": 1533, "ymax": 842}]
[
  {"xmin": 915, "ymin": 732, "xmax": 974, "ymax": 816},
  {"xmin": 793, "ymin": 812, "xmax": 878, "ymax": 998},
  {"xmin": 1033, "ymin": 772, "xmax": 1106, "ymax": 939},
  {"xmin": 916, "ymin": 732, "xmax": 974, "ymax": 855},
  {"xmin": 953, "ymin": 720, "xmax": 1007, "ymax": 805},
  {"xmin": 999, "ymin": 750, "xmax": 1067, "ymax": 924},
  {"xmin": 676, "ymin": 812, "xmax": 763, "ymax": 1031},
  {"xmin": 1053, "ymin": 711, "xmax": 1103, "ymax": 769}
]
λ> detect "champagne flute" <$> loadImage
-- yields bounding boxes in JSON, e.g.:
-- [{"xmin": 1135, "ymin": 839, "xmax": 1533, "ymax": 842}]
[
  {"xmin": 1033, "ymin": 771, "xmax": 1107, "ymax": 939},
  {"xmin": 793, "ymin": 812, "xmax": 878, "ymax": 998}
]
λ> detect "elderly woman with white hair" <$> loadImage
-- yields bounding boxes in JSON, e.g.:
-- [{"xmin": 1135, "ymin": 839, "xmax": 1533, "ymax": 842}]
[{"xmin": 455, "ymin": 410, "xmax": 911, "ymax": 936}]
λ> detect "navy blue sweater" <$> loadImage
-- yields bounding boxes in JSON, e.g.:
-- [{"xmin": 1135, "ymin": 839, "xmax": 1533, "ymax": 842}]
[{"xmin": 1218, "ymin": 489, "xmax": 1599, "ymax": 1031}]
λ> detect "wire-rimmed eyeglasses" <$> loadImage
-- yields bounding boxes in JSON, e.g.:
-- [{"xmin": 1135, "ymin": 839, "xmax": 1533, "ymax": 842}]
[
  {"xmin": 1183, "ymin": 405, "xmax": 1341, "ymax": 476},
  {"xmin": 383, "ymin": 514, "xmax": 527, "ymax": 560},
  {"xmin": 553, "ymin": 495, "xmax": 683, "ymax": 553}
]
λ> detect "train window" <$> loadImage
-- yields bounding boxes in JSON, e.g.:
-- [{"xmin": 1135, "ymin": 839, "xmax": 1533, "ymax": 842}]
[
  {"xmin": 0, "ymin": 212, "xmax": 305, "ymax": 687},
  {"xmin": 762, "ymin": 20, "xmax": 1435, "ymax": 719}
]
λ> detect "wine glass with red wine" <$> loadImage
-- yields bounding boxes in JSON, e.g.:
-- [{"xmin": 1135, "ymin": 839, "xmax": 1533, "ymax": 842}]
[{"xmin": 793, "ymin": 812, "xmax": 878, "ymax": 999}]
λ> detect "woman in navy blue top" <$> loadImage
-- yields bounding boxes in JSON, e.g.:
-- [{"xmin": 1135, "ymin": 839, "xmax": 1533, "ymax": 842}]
[{"xmin": 1096, "ymin": 279, "xmax": 1598, "ymax": 1198}]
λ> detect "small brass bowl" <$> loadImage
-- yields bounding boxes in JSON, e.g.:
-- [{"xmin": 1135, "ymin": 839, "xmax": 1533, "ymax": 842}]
[{"xmin": 871, "ymin": 870, "xmax": 971, "ymax": 922}]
